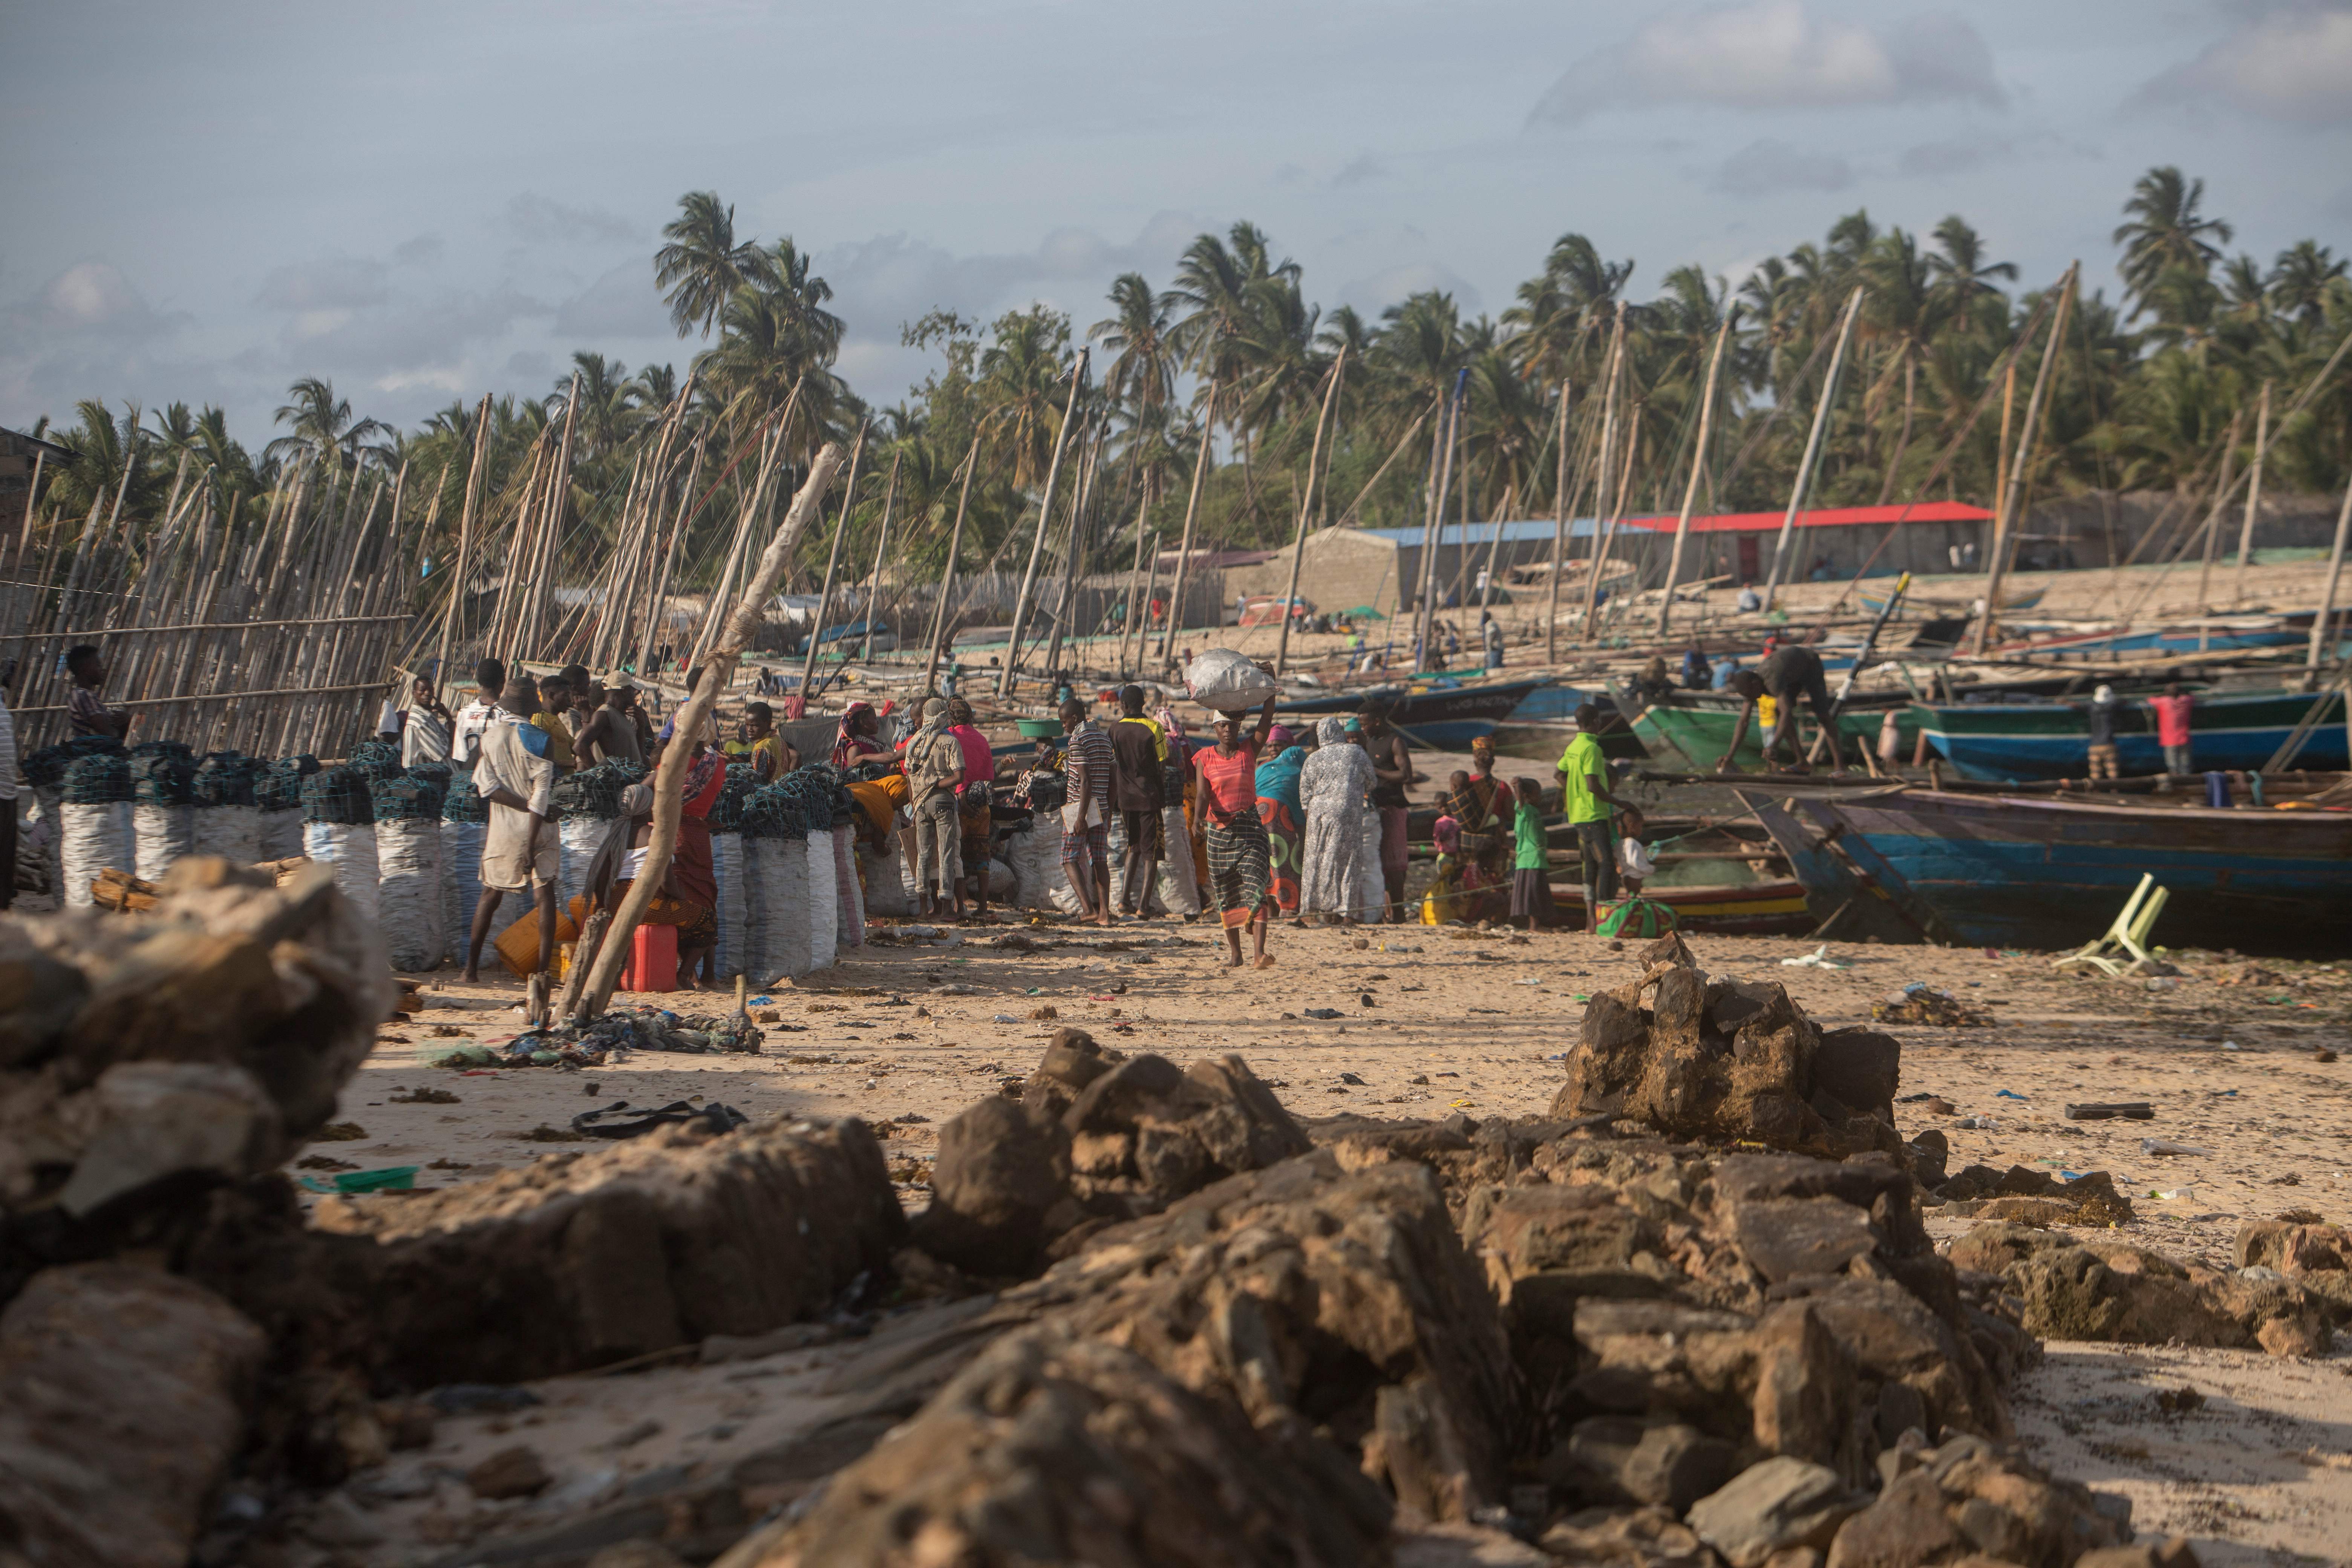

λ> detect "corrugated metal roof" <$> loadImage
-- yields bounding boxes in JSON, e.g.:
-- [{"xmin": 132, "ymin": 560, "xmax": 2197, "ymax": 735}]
[{"xmin": 1358, "ymin": 519, "xmax": 1600, "ymax": 545}]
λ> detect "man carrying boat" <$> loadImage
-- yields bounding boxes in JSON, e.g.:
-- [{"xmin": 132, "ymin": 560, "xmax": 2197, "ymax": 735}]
[{"xmin": 1717, "ymin": 643, "xmax": 1846, "ymax": 775}]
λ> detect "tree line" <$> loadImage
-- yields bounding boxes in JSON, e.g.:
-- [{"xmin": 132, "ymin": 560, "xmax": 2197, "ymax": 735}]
[{"xmin": 22, "ymin": 167, "xmax": 2349, "ymax": 620}]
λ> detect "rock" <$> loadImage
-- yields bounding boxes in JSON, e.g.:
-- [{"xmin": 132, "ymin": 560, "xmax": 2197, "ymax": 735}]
[
  {"xmin": 1393, "ymin": 1522, "xmax": 1551, "ymax": 1566},
  {"xmin": 2235, "ymin": 1218, "xmax": 2352, "ymax": 1318},
  {"xmin": 467, "ymin": 1443, "xmax": 551, "ymax": 1499},
  {"xmin": 1825, "ymin": 1434, "xmax": 2128, "ymax": 1568},
  {"xmin": 1020, "ymin": 1026, "xmax": 1119, "ymax": 1119},
  {"xmin": 1548, "ymin": 946, "xmax": 1900, "ymax": 1158},
  {"xmin": 1542, "ymin": 1416, "xmax": 1735, "ymax": 1511},
  {"xmin": 1686, "ymin": 1457, "xmax": 1862, "ymax": 1568},
  {"xmin": 0, "ymin": 1262, "xmax": 264, "ymax": 1568},
  {"xmin": 2076, "ymin": 1542, "xmax": 2202, "ymax": 1568},
  {"xmin": 1726, "ymin": 1196, "xmax": 1879, "ymax": 1284},
  {"xmin": 1060, "ymin": 1051, "xmax": 1312, "ymax": 1210},
  {"xmin": 1950, "ymin": 1222, "xmax": 2333, "ymax": 1357},
  {"xmin": 1, "ymin": 862, "xmax": 387, "ymax": 1237},
  {"xmin": 909, "ymin": 1096, "xmax": 1072, "ymax": 1276},
  {"xmin": 588, "ymin": 1544, "xmax": 691, "ymax": 1568},
  {"xmin": 711, "ymin": 1323, "xmax": 1393, "ymax": 1567},
  {"xmin": 269, "ymin": 1116, "xmax": 905, "ymax": 1387},
  {"xmin": 1537, "ymin": 1505, "xmax": 1715, "ymax": 1565}
]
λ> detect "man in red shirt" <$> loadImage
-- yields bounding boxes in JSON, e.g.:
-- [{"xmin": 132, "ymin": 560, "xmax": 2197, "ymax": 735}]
[
  {"xmin": 946, "ymin": 698, "xmax": 996, "ymax": 918},
  {"xmin": 1189, "ymin": 695, "xmax": 1278, "ymax": 968},
  {"xmin": 2148, "ymin": 683, "xmax": 2194, "ymax": 778}
]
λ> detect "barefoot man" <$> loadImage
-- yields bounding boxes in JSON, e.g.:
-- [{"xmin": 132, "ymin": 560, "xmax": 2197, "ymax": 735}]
[{"xmin": 1189, "ymin": 694, "xmax": 1279, "ymax": 968}]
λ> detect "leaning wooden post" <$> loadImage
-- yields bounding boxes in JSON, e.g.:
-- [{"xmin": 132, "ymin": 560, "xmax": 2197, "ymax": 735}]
[
  {"xmin": 1761, "ymin": 286, "xmax": 1863, "ymax": 608},
  {"xmin": 1971, "ymin": 263, "xmax": 2077, "ymax": 655},
  {"xmin": 921, "ymin": 436, "xmax": 982, "ymax": 694},
  {"xmin": 800, "ymin": 417, "xmax": 867, "ymax": 695},
  {"xmin": 1545, "ymin": 381, "xmax": 1571, "ymax": 664},
  {"xmin": 2231, "ymin": 380, "xmax": 2272, "ymax": 608},
  {"xmin": 1657, "ymin": 306, "xmax": 1736, "ymax": 638},
  {"xmin": 856, "ymin": 448, "xmax": 902, "ymax": 663},
  {"xmin": 1274, "ymin": 351, "xmax": 1344, "ymax": 679},
  {"xmin": 581, "ymin": 443, "xmax": 845, "ymax": 1021},
  {"xmin": 2308, "ymin": 475, "xmax": 2352, "ymax": 676},
  {"xmin": 1156, "ymin": 386, "xmax": 1218, "ymax": 666},
  {"xmin": 998, "ymin": 348, "xmax": 1090, "ymax": 696},
  {"xmin": 433, "ymin": 396, "xmax": 494, "ymax": 692}
]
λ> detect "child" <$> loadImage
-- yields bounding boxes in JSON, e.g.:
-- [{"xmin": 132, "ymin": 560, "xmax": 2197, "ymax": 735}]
[
  {"xmin": 1615, "ymin": 805, "xmax": 1654, "ymax": 895},
  {"xmin": 1508, "ymin": 777, "xmax": 1554, "ymax": 931}
]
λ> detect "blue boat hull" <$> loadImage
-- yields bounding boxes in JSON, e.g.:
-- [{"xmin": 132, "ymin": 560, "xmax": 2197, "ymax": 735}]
[
  {"xmin": 1823, "ymin": 790, "xmax": 2352, "ymax": 955},
  {"xmin": 1916, "ymin": 692, "xmax": 2349, "ymax": 781}
]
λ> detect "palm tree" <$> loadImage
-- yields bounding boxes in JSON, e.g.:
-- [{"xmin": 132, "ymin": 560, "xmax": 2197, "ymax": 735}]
[
  {"xmin": 2114, "ymin": 167, "xmax": 2233, "ymax": 312},
  {"xmin": 1926, "ymin": 217, "xmax": 2017, "ymax": 330},
  {"xmin": 976, "ymin": 306, "xmax": 1075, "ymax": 492},
  {"xmin": 1091, "ymin": 273, "xmax": 1178, "ymax": 420},
  {"xmin": 2269, "ymin": 241, "xmax": 2347, "ymax": 329},
  {"xmin": 264, "ymin": 377, "xmax": 384, "ymax": 473},
  {"xmin": 654, "ymin": 190, "xmax": 770, "ymax": 339}
]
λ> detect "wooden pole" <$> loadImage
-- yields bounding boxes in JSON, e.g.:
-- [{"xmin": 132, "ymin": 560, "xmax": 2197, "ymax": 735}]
[
  {"xmin": 1580, "ymin": 402, "xmax": 1642, "ymax": 636},
  {"xmin": 921, "ymin": 436, "xmax": 981, "ymax": 692},
  {"xmin": 1762, "ymin": 285, "xmax": 1864, "ymax": 608},
  {"xmin": 1119, "ymin": 516, "xmax": 1154, "ymax": 677},
  {"xmin": 1546, "ymin": 381, "xmax": 1571, "ymax": 664},
  {"xmin": 1274, "ymin": 351, "xmax": 1344, "ymax": 679},
  {"xmin": 2231, "ymin": 380, "xmax": 2272, "ymax": 606},
  {"xmin": 800, "ymin": 418, "xmax": 868, "ymax": 694},
  {"xmin": 856, "ymin": 449, "xmax": 901, "ymax": 663},
  {"xmin": 580, "ymin": 441, "xmax": 845, "ymax": 1020},
  {"xmin": 1657, "ymin": 306, "xmax": 1736, "ymax": 637},
  {"xmin": 1156, "ymin": 387, "xmax": 1218, "ymax": 667},
  {"xmin": 1416, "ymin": 371, "xmax": 1467, "ymax": 668},
  {"xmin": 1577, "ymin": 309, "xmax": 1629, "ymax": 635},
  {"xmin": 2306, "ymin": 473, "xmax": 2352, "ymax": 674},
  {"xmin": 999, "ymin": 348, "xmax": 1090, "ymax": 695},
  {"xmin": 1042, "ymin": 417, "xmax": 1104, "ymax": 680},
  {"xmin": 1972, "ymin": 262, "xmax": 2078, "ymax": 655}
]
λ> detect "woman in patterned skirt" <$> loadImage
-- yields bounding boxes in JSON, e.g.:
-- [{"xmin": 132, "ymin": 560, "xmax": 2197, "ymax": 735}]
[
  {"xmin": 1252, "ymin": 723, "xmax": 1307, "ymax": 917},
  {"xmin": 1190, "ymin": 695, "xmax": 1278, "ymax": 968}
]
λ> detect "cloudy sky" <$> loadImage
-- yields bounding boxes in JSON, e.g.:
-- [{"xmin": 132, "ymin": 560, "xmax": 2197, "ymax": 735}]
[{"xmin": 3, "ymin": 0, "xmax": 2347, "ymax": 440}]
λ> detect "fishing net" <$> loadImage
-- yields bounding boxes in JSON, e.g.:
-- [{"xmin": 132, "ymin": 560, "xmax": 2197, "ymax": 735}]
[
  {"xmin": 553, "ymin": 759, "xmax": 648, "ymax": 820},
  {"xmin": 21, "ymin": 736, "xmax": 121, "ymax": 791},
  {"xmin": 60, "ymin": 753, "xmax": 131, "ymax": 806},
  {"xmin": 369, "ymin": 773, "xmax": 446, "ymax": 824},
  {"xmin": 255, "ymin": 756, "xmax": 316, "ymax": 861},
  {"xmin": 131, "ymin": 751, "xmax": 195, "ymax": 806},
  {"xmin": 773, "ymin": 766, "xmax": 836, "ymax": 832},
  {"xmin": 191, "ymin": 752, "xmax": 263, "ymax": 865},
  {"xmin": 57, "ymin": 755, "xmax": 133, "ymax": 908},
  {"xmin": 706, "ymin": 763, "xmax": 761, "ymax": 833},
  {"xmin": 127, "ymin": 751, "xmax": 197, "ymax": 879},
  {"xmin": 740, "ymin": 782, "xmax": 808, "ymax": 842},
  {"xmin": 301, "ymin": 766, "xmax": 375, "ymax": 825},
  {"xmin": 346, "ymin": 740, "xmax": 403, "ymax": 780},
  {"xmin": 193, "ymin": 753, "xmax": 259, "ymax": 808},
  {"xmin": 440, "ymin": 770, "xmax": 487, "ymax": 824}
]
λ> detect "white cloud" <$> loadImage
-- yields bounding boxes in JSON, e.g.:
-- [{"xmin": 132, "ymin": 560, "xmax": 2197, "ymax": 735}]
[
  {"xmin": 0, "ymin": 261, "xmax": 204, "ymax": 427},
  {"xmin": 37, "ymin": 260, "xmax": 163, "ymax": 331},
  {"xmin": 553, "ymin": 260, "xmax": 672, "ymax": 341},
  {"xmin": 1531, "ymin": 2, "xmax": 2002, "ymax": 122},
  {"xmin": 1710, "ymin": 139, "xmax": 1855, "ymax": 194},
  {"xmin": 2136, "ymin": 0, "xmax": 2352, "ymax": 124}
]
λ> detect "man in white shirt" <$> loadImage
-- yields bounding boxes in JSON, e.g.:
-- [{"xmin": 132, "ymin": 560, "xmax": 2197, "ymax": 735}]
[
  {"xmin": 400, "ymin": 674, "xmax": 454, "ymax": 768},
  {"xmin": 461, "ymin": 675, "xmax": 557, "ymax": 983},
  {"xmin": 452, "ymin": 657, "xmax": 505, "ymax": 772}
]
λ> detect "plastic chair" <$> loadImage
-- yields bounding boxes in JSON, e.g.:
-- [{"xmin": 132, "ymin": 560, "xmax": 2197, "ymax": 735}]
[{"xmin": 2050, "ymin": 874, "xmax": 2169, "ymax": 976}]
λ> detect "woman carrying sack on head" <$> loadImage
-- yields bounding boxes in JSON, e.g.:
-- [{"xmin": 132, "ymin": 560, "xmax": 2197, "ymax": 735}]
[{"xmin": 1190, "ymin": 695, "xmax": 1279, "ymax": 968}]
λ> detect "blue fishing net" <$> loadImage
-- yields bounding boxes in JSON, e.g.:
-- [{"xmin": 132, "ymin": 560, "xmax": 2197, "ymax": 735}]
[
  {"xmin": 21, "ymin": 736, "xmax": 122, "ymax": 789},
  {"xmin": 256, "ymin": 755, "xmax": 321, "ymax": 812},
  {"xmin": 740, "ymin": 779, "xmax": 808, "ymax": 841},
  {"xmin": 193, "ymin": 752, "xmax": 260, "ymax": 808},
  {"xmin": 706, "ymin": 763, "xmax": 761, "ymax": 833},
  {"xmin": 300, "ymin": 765, "xmax": 375, "ymax": 825},
  {"xmin": 370, "ymin": 771, "xmax": 446, "ymax": 823},
  {"xmin": 60, "ymin": 752, "xmax": 132, "ymax": 805},
  {"xmin": 553, "ymin": 758, "xmax": 649, "ymax": 820},
  {"xmin": 441, "ymin": 769, "xmax": 487, "ymax": 824},
  {"xmin": 130, "ymin": 750, "xmax": 196, "ymax": 806}
]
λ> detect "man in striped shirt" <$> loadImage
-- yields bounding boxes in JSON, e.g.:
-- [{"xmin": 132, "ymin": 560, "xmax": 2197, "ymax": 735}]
[
  {"xmin": 65, "ymin": 645, "xmax": 127, "ymax": 741},
  {"xmin": 1058, "ymin": 697, "xmax": 1114, "ymax": 925}
]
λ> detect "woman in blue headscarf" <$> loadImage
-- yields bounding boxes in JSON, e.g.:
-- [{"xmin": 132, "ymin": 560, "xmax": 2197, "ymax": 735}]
[
  {"xmin": 1253, "ymin": 724, "xmax": 1308, "ymax": 917},
  {"xmin": 1298, "ymin": 716, "xmax": 1373, "ymax": 922}
]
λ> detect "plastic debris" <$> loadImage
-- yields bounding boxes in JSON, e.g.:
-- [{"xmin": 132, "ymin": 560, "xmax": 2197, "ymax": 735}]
[
  {"xmin": 2141, "ymin": 1138, "xmax": 2212, "ymax": 1156},
  {"xmin": 1780, "ymin": 944, "xmax": 1850, "ymax": 969}
]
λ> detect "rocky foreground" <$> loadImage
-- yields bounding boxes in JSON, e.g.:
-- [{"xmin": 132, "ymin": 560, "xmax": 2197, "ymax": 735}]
[{"xmin": 2, "ymin": 864, "xmax": 2346, "ymax": 1568}]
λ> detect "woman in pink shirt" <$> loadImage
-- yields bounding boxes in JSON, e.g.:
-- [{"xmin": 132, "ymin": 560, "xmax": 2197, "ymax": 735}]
[
  {"xmin": 946, "ymin": 698, "xmax": 997, "ymax": 917},
  {"xmin": 1190, "ymin": 695, "xmax": 1279, "ymax": 968},
  {"xmin": 2148, "ymin": 683, "xmax": 2194, "ymax": 778}
]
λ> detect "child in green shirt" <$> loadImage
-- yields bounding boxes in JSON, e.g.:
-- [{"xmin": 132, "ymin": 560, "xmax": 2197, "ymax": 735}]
[{"xmin": 1508, "ymin": 777, "xmax": 1554, "ymax": 929}]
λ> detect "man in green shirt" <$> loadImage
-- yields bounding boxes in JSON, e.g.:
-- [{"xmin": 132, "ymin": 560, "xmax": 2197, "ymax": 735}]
[{"xmin": 1554, "ymin": 702, "xmax": 1625, "ymax": 931}]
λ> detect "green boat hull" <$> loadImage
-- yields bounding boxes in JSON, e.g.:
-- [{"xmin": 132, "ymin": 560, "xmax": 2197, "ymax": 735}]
[{"xmin": 1633, "ymin": 702, "xmax": 1920, "ymax": 770}]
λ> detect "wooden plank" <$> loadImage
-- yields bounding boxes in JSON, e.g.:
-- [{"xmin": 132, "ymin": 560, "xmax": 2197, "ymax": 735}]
[{"xmin": 1796, "ymin": 797, "xmax": 1961, "ymax": 946}]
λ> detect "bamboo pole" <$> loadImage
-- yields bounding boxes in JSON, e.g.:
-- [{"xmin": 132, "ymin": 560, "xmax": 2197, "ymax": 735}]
[
  {"xmin": 1579, "ymin": 402, "xmax": 1642, "ymax": 637},
  {"xmin": 2307, "ymin": 474, "xmax": 2352, "ymax": 675},
  {"xmin": 433, "ymin": 396, "xmax": 495, "ymax": 695},
  {"xmin": 1118, "ymin": 514, "xmax": 1153, "ymax": 677},
  {"xmin": 1971, "ymin": 263, "xmax": 2079, "ymax": 655},
  {"xmin": 1576, "ymin": 309, "xmax": 1629, "ymax": 635},
  {"xmin": 1413, "ymin": 372, "xmax": 1463, "ymax": 670},
  {"xmin": 2231, "ymin": 380, "xmax": 2272, "ymax": 607},
  {"xmin": 1156, "ymin": 387, "xmax": 1218, "ymax": 666},
  {"xmin": 921, "ymin": 436, "xmax": 982, "ymax": 692},
  {"xmin": 1762, "ymin": 285, "xmax": 1864, "ymax": 607},
  {"xmin": 998, "ymin": 348, "xmax": 1089, "ymax": 695},
  {"xmin": 579, "ymin": 442, "xmax": 844, "ymax": 1020},
  {"xmin": 1274, "ymin": 352, "xmax": 1345, "ymax": 679},
  {"xmin": 1041, "ymin": 417, "xmax": 1104, "ymax": 680},
  {"xmin": 1656, "ymin": 306, "xmax": 1736, "ymax": 637},
  {"xmin": 1546, "ymin": 381, "xmax": 1571, "ymax": 664},
  {"xmin": 799, "ymin": 418, "xmax": 867, "ymax": 694},
  {"xmin": 856, "ymin": 450, "xmax": 901, "ymax": 664}
]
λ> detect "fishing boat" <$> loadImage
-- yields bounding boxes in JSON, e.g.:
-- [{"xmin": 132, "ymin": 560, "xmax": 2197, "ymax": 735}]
[
  {"xmin": 1548, "ymin": 878, "xmax": 1813, "ymax": 936},
  {"xmin": 1631, "ymin": 693, "xmax": 1920, "ymax": 771},
  {"xmin": 1991, "ymin": 619, "xmax": 2305, "ymax": 661},
  {"xmin": 1859, "ymin": 585, "xmax": 2044, "ymax": 617},
  {"xmin": 1911, "ymin": 688, "xmax": 2348, "ymax": 781},
  {"xmin": 1271, "ymin": 674, "xmax": 1552, "ymax": 747},
  {"xmin": 1785, "ymin": 786, "xmax": 2352, "ymax": 955}
]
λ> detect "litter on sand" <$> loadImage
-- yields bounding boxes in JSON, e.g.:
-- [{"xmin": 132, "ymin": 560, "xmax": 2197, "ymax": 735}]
[
  {"xmin": 2066, "ymin": 1102, "xmax": 2155, "ymax": 1121},
  {"xmin": 2141, "ymin": 1138, "xmax": 2212, "ymax": 1157},
  {"xmin": 1780, "ymin": 944, "xmax": 1850, "ymax": 969}
]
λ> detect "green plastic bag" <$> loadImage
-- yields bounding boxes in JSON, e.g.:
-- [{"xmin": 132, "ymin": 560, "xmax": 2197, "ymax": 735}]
[{"xmin": 1596, "ymin": 897, "xmax": 1678, "ymax": 939}]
